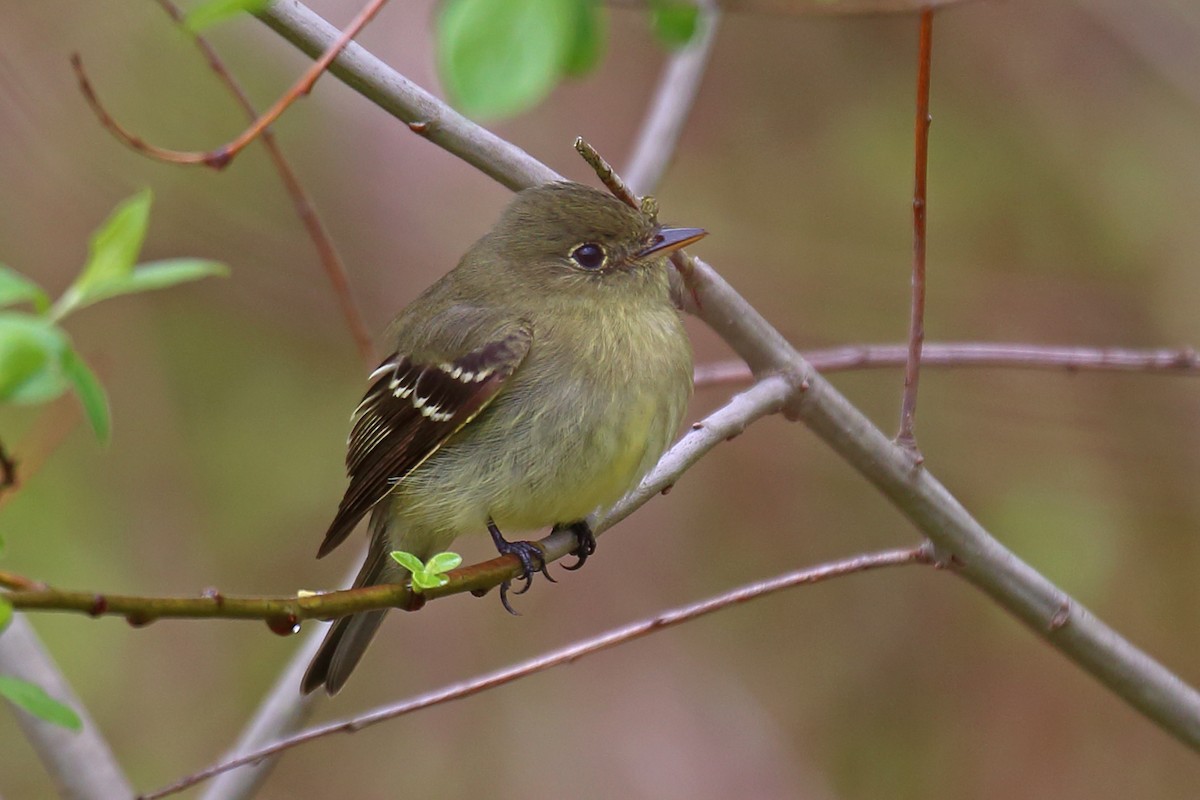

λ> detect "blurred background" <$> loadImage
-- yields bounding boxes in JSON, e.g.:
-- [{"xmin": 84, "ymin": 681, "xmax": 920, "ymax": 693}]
[{"xmin": 2, "ymin": 0, "xmax": 1200, "ymax": 797}]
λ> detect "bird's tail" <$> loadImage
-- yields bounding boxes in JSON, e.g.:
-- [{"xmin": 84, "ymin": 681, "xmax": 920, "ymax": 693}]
[{"xmin": 302, "ymin": 508, "xmax": 409, "ymax": 695}]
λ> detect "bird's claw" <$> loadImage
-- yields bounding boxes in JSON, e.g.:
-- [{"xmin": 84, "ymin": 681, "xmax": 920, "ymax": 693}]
[
  {"xmin": 489, "ymin": 519, "xmax": 555, "ymax": 615},
  {"xmin": 559, "ymin": 521, "xmax": 597, "ymax": 571}
]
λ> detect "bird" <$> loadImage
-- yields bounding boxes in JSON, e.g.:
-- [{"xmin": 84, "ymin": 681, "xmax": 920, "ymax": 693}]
[{"xmin": 302, "ymin": 181, "xmax": 705, "ymax": 695}]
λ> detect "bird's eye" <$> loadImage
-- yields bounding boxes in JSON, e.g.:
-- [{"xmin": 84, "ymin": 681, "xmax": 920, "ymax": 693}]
[{"xmin": 570, "ymin": 243, "xmax": 606, "ymax": 270}]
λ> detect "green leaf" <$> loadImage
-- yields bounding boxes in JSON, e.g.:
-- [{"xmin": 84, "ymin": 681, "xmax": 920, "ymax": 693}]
[
  {"xmin": 390, "ymin": 551, "xmax": 426, "ymax": 575},
  {"xmin": 0, "ymin": 265, "xmax": 49, "ymax": 314},
  {"xmin": 562, "ymin": 0, "xmax": 606, "ymax": 77},
  {"xmin": 59, "ymin": 348, "xmax": 111, "ymax": 444},
  {"xmin": 390, "ymin": 550, "xmax": 461, "ymax": 591},
  {"xmin": 426, "ymin": 552, "xmax": 463, "ymax": 574},
  {"xmin": 0, "ymin": 676, "xmax": 82, "ymax": 731},
  {"xmin": 649, "ymin": 0, "xmax": 700, "ymax": 48},
  {"xmin": 54, "ymin": 190, "xmax": 153, "ymax": 320},
  {"xmin": 437, "ymin": 0, "xmax": 575, "ymax": 119},
  {"xmin": 0, "ymin": 599, "xmax": 11, "ymax": 634},
  {"xmin": 85, "ymin": 259, "xmax": 229, "ymax": 305},
  {"xmin": 0, "ymin": 314, "xmax": 70, "ymax": 405},
  {"xmin": 184, "ymin": 0, "xmax": 271, "ymax": 31}
]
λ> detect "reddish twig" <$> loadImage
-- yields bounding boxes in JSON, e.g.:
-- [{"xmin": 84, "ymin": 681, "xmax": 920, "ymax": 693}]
[
  {"xmin": 151, "ymin": 0, "xmax": 374, "ymax": 366},
  {"xmin": 693, "ymin": 343, "xmax": 1200, "ymax": 387},
  {"xmin": 897, "ymin": 8, "xmax": 933, "ymax": 452},
  {"xmin": 71, "ymin": 0, "xmax": 391, "ymax": 170},
  {"xmin": 140, "ymin": 545, "xmax": 928, "ymax": 799}
]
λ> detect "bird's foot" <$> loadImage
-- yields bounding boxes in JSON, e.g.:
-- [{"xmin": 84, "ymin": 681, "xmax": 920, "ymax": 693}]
[
  {"xmin": 558, "ymin": 520, "xmax": 596, "ymax": 571},
  {"xmin": 488, "ymin": 519, "xmax": 555, "ymax": 615}
]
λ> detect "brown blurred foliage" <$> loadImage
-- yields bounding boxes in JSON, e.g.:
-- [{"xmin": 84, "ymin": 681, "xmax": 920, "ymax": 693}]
[{"xmin": 1, "ymin": 0, "xmax": 1199, "ymax": 797}]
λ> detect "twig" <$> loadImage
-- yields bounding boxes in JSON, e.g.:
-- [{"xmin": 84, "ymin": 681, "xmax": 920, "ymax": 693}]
[
  {"xmin": 897, "ymin": 7, "xmax": 933, "ymax": 451},
  {"xmin": 623, "ymin": 2, "xmax": 721, "ymax": 196},
  {"xmin": 248, "ymin": 0, "xmax": 1200, "ymax": 758},
  {"xmin": 196, "ymin": 554, "xmax": 363, "ymax": 800},
  {"xmin": 2, "ymin": 377, "xmax": 791, "ymax": 621},
  {"xmin": 150, "ymin": 0, "xmax": 374, "ymax": 365},
  {"xmin": 575, "ymin": 137, "xmax": 639, "ymax": 206},
  {"xmin": 72, "ymin": 0, "xmax": 391, "ymax": 170},
  {"xmin": 141, "ymin": 545, "xmax": 927, "ymax": 798},
  {"xmin": 0, "ymin": 617, "xmax": 134, "ymax": 799},
  {"xmin": 198, "ymin": 624, "xmax": 325, "ymax": 800},
  {"xmin": 692, "ymin": 343, "xmax": 1200, "ymax": 387}
]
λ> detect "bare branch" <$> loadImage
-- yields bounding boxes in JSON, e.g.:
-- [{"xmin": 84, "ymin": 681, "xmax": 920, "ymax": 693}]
[
  {"xmin": 142, "ymin": 545, "xmax": 928, "ymax": 799},
  {"xmin": 623, "ymin": 2, "xmax": 721, "ymax": 196},
  {"xmin": 694, "ymin": 342, "xmax": 1200, "ymax": 387},
  {"xmin": 897, "ymin": 7, "xmax": 933, "ymax": 451},
  {"xmin": 164, "ymin": 6, "xmax": 372, "ymax": 363},
  {"xmin": 0, "ymin": 617, "xmax": 133, "ymax": 799},
  {"xmin": 196, "ymin": 556, "xmax": 363, "ymax": 800},
  {"xmin": 152, "ymin": 0, "xmax": 375, "ymax": 366},
  {"xmin": 198, "ymin": 629, "xmax": 324, "ymax": 800},
  {"xmin": 73, "ymin": 0, "xmax": 392, "ymax": 169}
]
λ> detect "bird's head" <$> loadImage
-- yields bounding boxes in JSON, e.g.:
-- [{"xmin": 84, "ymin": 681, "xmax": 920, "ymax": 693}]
[{"xmin": 481, "ymin": 182, "xmax": 706, "ymax": 297}]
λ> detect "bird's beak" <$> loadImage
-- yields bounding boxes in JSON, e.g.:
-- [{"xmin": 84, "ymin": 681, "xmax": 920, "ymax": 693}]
[{"xmin": 636, "ymin": 226, "xmax": 708, "ymax": 259}]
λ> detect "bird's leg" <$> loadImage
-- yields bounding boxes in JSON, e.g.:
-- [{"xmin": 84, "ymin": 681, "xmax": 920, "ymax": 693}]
[
  {"xmin": 558, "ymin": 520, "xmax": 596, "ymax": 571},
  {"xmin": 487, "ymin": 518, "xmax": 555, "ymax": 615}
]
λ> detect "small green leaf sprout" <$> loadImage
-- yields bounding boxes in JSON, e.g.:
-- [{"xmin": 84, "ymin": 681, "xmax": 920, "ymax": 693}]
[{"xmin": 390, "ymin": 550, "xmax": 463, "ymax": 591}]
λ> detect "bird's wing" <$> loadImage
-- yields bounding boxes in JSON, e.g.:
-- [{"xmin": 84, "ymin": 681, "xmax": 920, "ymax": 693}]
[{"xmin": 318, "ymin": 324, "xmax": 532, "ymax": 557}]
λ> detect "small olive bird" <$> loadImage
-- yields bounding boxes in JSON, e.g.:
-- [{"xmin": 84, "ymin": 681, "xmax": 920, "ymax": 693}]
[{"xmin": 302, "ymin": 181, "xmax": 705, "ymax": 695}]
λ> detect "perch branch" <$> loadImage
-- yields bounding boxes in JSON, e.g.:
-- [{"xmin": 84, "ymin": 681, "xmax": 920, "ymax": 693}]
[
  {"xmin": 142, "ymin": 545, "xmax": 928, "ymax": 798},
  {"xmin": 2, "ymin": 377, "xmax": 791, "ymax": 621}
]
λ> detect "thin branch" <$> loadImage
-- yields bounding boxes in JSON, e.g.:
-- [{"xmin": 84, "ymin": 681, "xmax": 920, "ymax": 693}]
[
  {"xmin": 2, "ymin": 376, "xmax": 791, "ymax": 621},
  {"xmin": 897, "ymin": 7, "xmax": 933, "ymax": 451},
  {"xmin": 623, "ymin": 2, "xmax": 721, "ymax": 196},
  {"xmin": 693, "ymin": 343, "xmax": 1200, "ymax": 387},
  {"xmin": 151, "ymin": 0, "xmax": 374, "ymax": 365},
  {"xmin": 72, "ymin": 0, "xmax": 391, "ymax": 170},
  {"xmin": 196, "ymin": 555, "xmax": 364, "ymax": 800},
  {"xmin": 142, "ymin": 545, "xmax": 928, "ymax": 799},
  {"xmin": 198, "ymin": 626, "xmax": 325, "ymax": 800},
  {"xmin": 575, "ymin": 137, "xmax": 639, "ymax": 206},
  {"xmin": 0, "ymin": 617, "xmax": 134, "ymax": 799}
]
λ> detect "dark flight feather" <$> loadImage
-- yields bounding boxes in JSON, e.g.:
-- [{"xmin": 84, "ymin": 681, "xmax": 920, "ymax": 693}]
[{"xmin": 317, "ymin": 326, "xmax": 532, "ymax": 558}]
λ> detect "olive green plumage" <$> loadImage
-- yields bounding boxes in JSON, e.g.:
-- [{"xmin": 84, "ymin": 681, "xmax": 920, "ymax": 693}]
[{"xmin": 304, "ymin": 182, "xmax": 701, "ymax": 695}]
